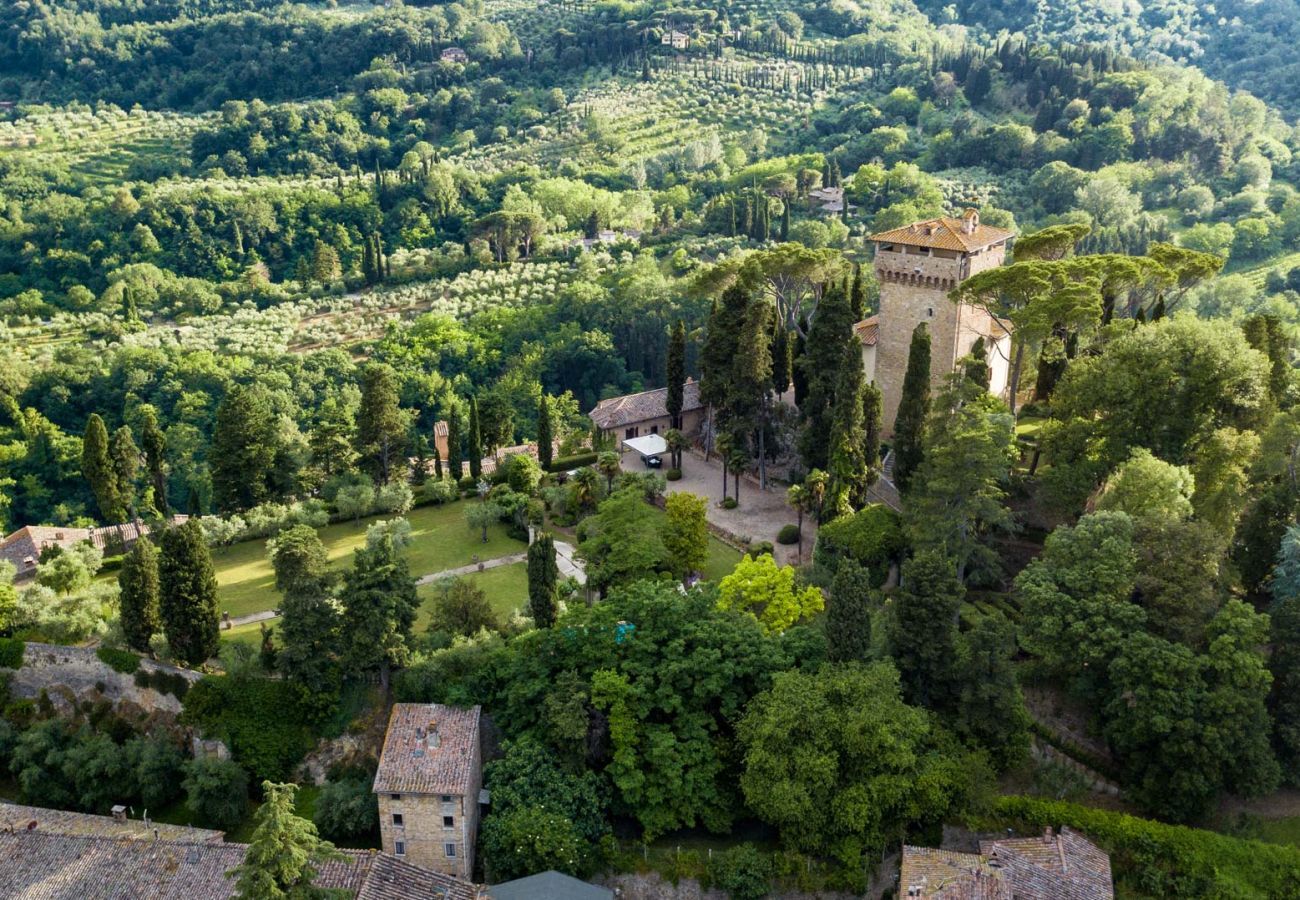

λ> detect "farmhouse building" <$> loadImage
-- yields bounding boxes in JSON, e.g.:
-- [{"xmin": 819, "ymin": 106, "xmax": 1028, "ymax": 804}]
[
  {"xmin": 867, "ymin": 209, "xmax": 1013, "ymax": 434},
  {"xmin": 0, "ymin": 801, "xmax": 482, "ymax": 899},
  {"xmin": 441, "ymin": 47, "xmax": 469, "ymax": 64},
  {"xmin": 588, "ymin": 379, "xmax": 704, "ymax": 442},
  {"xmin": 899, "ymin": 826, "xmax": 1113, "ymax": 898},
  {"xmin": 662, "ymin": 30, "xmax": 691, "ymax": 49},
  {"xmin": 0, "ymin": 517, "xmax": 188, "ymax": 580},
  {"xmin": 374, "ymin": 703, "xmax": 484, "ymax": 880}
]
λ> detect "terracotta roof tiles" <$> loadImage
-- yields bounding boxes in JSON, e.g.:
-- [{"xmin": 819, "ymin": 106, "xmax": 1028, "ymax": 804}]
[
  {"xmin": 869, "ymin": 210, "xmax": 1013, "ymax": 253},
  {"xmin": 373, "ymin": 704, "xmax": 482, "ymax": 796},
  {"xmin": 588, "ymin": 380, "xmax": 702, "ymax": 431}
]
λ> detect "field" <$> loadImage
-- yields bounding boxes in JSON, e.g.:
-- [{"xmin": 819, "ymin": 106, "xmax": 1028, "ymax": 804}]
[{"xmin": 211, "ymin": 501, "xmax": 525, "ymax": 619}]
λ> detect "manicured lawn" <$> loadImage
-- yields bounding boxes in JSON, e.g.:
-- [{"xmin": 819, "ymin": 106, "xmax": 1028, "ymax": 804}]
[
  {"xmin": 416, "ymin": 562, "xmax": 529, "ymax": 631},
  {"xmin": 211, "ymin": 501, "xmax": 524, "ymax": 619}
]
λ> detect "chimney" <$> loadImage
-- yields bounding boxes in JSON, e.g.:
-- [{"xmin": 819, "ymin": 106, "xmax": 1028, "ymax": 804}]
[
  {"xmin": 111, "ymin": 805, "xmax": 127, "ymax": 822},
  {"xmin": 961, "ymin": 208, "xmax": 979, "ymax": 234},
  {"xmin": 1041, "ymin": 826, "xmax": 1053, "ymax": 844},
  {"xmin": 428, "ymin": 721, "xmax": 441, "ymax": 749}
]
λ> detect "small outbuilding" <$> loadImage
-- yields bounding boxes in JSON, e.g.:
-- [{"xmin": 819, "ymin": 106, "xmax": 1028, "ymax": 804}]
[{"xmin": 487, "ymin": 871, "xmax": 613, "ymax": 900}]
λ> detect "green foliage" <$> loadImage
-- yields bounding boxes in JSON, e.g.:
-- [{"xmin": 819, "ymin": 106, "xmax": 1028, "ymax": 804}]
[
  {"xmin": 813, "ymin": 504, "xmax": 903, "ymax": 587},
  {"xmin": 158, "ymin": 519, "xmax": 220, "ymax": 667},
  {"xmin": 0, "ymin": 638, "xmax": 23, "ymax": 669},
  {"xmin": 183, "ymin": 755, "xmax": 250, "ymax": 831},
  {"xmin": 887, "ymin": 551, "xmax": 964, "ymax": 711},
  {"xmin": 826, "ymin": 561, "xmax": 873, "ymax": 664},
  {"xmin": 738, "ymin": 662, "xmax": 990, "ymax": 872},
  {"xmin": 776, "ymin": 524, "xmax": 800, "ymax": 545},
  {"xmin": 95, "ymin": 646, "xmax": 140, "ymax": 675},
  {"xmin": 527, "ymin": 532, "xmax": 559, "ymax": 628},
  {"xmin": 313, "ymin": 777, "xmax": 379, "ymax": 842},
  {"xmin": 118, "ymin": 535, "xmax": 160, "ymax": 653},
  {"xmin": 549, "ymin": 452, "xmax": 599, "ymax": 472},
  {"xmin": 709, "ymin": 844, "xmax": 774, "ymax": 900},
  {"xmin": 181, "ymin": 676, "xmax": 317, "ymax": 782},
  {"xmin": 426, "ymin": 577, "xmax": 499, "ymax": 638},
  {"xmin": 1094, "ymin": 447, "xmax": 1195, "ymax": 523},
  {"xmin": 892, "ymin": 323, "xmax": 931, "ymax": 493},
  {"xmin": 340, "ymin": 532, "xmax": 418, "ymax": 691},
  {"xmin": 662, "ymin": 492, "xmax": 709, "ymax": 580},
  {"xmin": 229, "ymin": 781, "xmax": 341, "ymax": 899},
  {"xmin": 717, "ymin": 554, "xmax": 824, "ymax": 634},
  {"xmin": 577, "ymin": 487, "xmax": 669, "ymax": 596}
]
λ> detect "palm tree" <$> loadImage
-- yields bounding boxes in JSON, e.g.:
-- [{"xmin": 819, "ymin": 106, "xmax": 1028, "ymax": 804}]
[
  {"xmin": 572, "ymin": 466, "xmax": 600, "ymax": 511},
  {"xmin": 804, "ymin": 469, "xmax": 828, "ymax": 523},
  {"xmin": 727, "ymin": 447, "xmax": 748, "ymax": 505},
  {"xmin": 787, "ymin": 483, "xmax": 810, "ymax": 563},
  {"xmin": 665, "ymin": 428, "xmax": 688, "ymax": 471},
  {"xmin": 597, "ymin": 450, "xmax": 622, "ymax": 495}
]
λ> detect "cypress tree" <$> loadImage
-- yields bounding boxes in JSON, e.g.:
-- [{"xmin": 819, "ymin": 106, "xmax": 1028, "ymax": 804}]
[
  {"xmin": 771, "ymin": 325, "xmax": 792, "ymax": 395},
  {"xmin": 211, "ymin": 384, "xmax": 278, "ymax": 514},
  {"xmin": 110, "ymin": 425, "xmax": 140, "ymax": 523},
  {"xmin": 849, "ymin": 264, "xmax": 866, "ymax": 320},
  {"xmin": 887, "ymin": 549, "xmax": 963, "ymax": 712},
  {"xmin": 447, "ymin": 405, "xmax": 463, "ymax": 481},
  {"xmin": 468, "ymin": 395, "xmax": 483, "ymax": 479},
  {"xmin": 826, "ymin": 362, "xmax": 867, "ymax": 516},
  {"xmin": 341, "ymin": 533, "xmax": 418, "ymax": 693},
  {"xmin": 892, "ymin": 323, "xmax": 931, "ymax": 493},
  {"xmin": 536, "ymin": 394, "xmax": 554, "ymax": 471},
  {"xmin": 666, "ymin": 320, "xmax": 687, "ymax": 429},
  {"xmin": 158, "ymin": 520, "xmax": 220, "ymax": 667},
  {"xmin": 138, "ymin": 406, "xmax": 169, "ymax": 517},
  {"xmin": 432, "ymin": 435, "xmax": 444, "ymax": 480},
  {"xmin": 82, "ymin": 413, "xmax": 123, "ymax": 526},
  {"xmin": 798, "ymin": 281, "xmax": 856, "ymax": 471},
  {"xmin": 780, "ymin": 200, "xmax": 790, "ymax": 241},
  {"xmin": 118, "ymin": 535, "xmax": 160, "ymax": 653},
  {"xmin": 966, "ymin": 336, "xmax": 991, "ymax": 390},
  {"xmin": 863, "ymin": 381, "xmax": 882, "ymax": 487},
  {"xmin": 826, "ymin": 560, "xmax": 873, "ymax": 663},
  {"xmin": 354, "ymin": 363, "xmax": 407, "ymax": 485},
  {"xmin": 527, "ymin": 532, "xmax": 559, "ymax": 628},
  {"xmin": 791, "ymin": 317, "xmax": 809, "ymax": 408}
]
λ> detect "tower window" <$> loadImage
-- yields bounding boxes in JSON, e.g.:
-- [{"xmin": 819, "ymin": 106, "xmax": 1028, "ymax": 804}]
[
  {"xmin": 392, "ymin": 813, "xmax": 404, "ymax": 827},
  {"xmin": 927, "ymin": 308, "xmax": 934, "ymax": 317},
  {"xmin": 395, "ymin": 841, "xmax": 405, "ymax": 856}
]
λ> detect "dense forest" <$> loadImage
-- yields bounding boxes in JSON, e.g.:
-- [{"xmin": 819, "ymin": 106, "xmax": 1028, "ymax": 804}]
[{"xmin": 5, "ymin": 0, "xmax": 1300, "ymax": 896}]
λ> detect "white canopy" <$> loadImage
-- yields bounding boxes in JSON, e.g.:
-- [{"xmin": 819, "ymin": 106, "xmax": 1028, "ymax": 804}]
[{"xmin": 622, "ymin": 434, "xmax": 668, "ymax": 457}]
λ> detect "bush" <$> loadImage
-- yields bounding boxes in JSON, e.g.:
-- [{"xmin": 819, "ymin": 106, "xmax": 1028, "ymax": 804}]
[
  {"xmin": 313, "ymin": 777, "xmax": 380, "ymax": 840},
  {"xmin": 181, "ymin": 676, "xmax": 316, "ymax": 781},
  {"xmin": 374, "ymin": 481, "xmax": 414, "ymax": 515},
  {"xmin": 813, "ymin": 504, "xmax": 904, "ymax": 587},
  {"xmin": 98, "ymin": 554, "xmax": 125, "ymax": 574},
  {"xmin": 983, "ymin": 796, "xmax": 1300, "ymax": 898},
  {"xmin": 183, "ymin": 756, "xmax": 249, "ymax": 830},
  {"xmin": 776, "ymin": 524, "xmax": 801, "ymax": 545},
  {"xmin": 710, "ymin": 843, "xmax": 774, "ymax": 900},
  {"xmin": 423, "ymin": 478, "xmax": 459, "ymax": 505},
  {"xmin": 3, "ymin": 698, "xmax": 36, "ymax": 727},
  {"xmin": 548, "ymin": 451, "xmax": 598, "ymax": 472},
  {"xmin": 136, "ymin": 669, "xmax": 189, "ymax": 699},
  {"xmin": 0, "ymin": 638, "xmax": 23, "ymax": 669},
  {"xmin": 502, "ymin": 453, "xmax": 543, "ymax": 494},
  {"xmin": 722, "ymin": 497, "xmax": 739, "ymax": 509},
  {"xmin": 747, "ymin": 541, "xmax": 774, "ymax": 559},
  {"xmin": 458, "ymin": 475, "xmax": 478, "ymax": 491},
  {"xmin": 95, "ymin": 646, "xmax": 140, "ymax": 674},
  {"xmin": 666, "ymin": 468, "xmax": 682, "ymax": 481}
]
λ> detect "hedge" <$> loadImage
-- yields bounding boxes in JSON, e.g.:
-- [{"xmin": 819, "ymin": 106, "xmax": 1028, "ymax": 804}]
[
  {"xmin": 813, "ymin": 504, "xmax": 904, "ymax": 587},
  {"xmin": 132, "ymin": 668, "xmax": 190, "ymax": 699},
  {"xmin": 0, "ymin": 638, "xmax": 23, "ymax": 670},
  {"xmin": 982, "ymin": 796, "xmax": 1300, "ymax": 898},
  {"xmin": 548, "ymin": 452, "xmax": 598, "ymax": 472},
  {"xmin": 96, "ymin": 646, "xmax": 141, "ymax": 675}
]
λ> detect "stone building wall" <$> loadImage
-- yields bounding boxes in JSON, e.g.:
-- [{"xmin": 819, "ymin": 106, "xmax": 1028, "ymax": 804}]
[
  {"xmin": 2, "ymin": 642, "xmax": 202, "ymax": 717},
  {"xmin": 873, "ymin": 242, "xmax": 1008, "ymax": 434},
  {"xmin": 378, "ymin": 789, "xmax": 477, "ymax": 879}
]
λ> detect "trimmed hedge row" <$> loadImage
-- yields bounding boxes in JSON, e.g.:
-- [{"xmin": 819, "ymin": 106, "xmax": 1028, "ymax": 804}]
[
  {"xmin": 96, "ymin": 646, "xmax": 141, "ymax": 675},
  {"xmin": 983, "ymin": 796, "xmax": 1300, "ymax": 897},
  {"xmin": 0, "ymin": 638, "xmax": 24, "ymax": 669},
  {"xmin": 548, "ymin": 452, "xmax": 598, "ymax": 472},
  {"xmin": 132, "ymin": 668, "xmax": 190, "ymax": 699}
]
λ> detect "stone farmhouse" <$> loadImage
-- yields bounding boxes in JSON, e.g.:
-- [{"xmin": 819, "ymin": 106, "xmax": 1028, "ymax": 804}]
[
  {"xmin": 588, "ymin": 379, "xmax": 704, "ymax": 443},
  {"xmin": 0, "ymin": 517, "xmax": 188, "ymax": 580},
  {"xmin": 867, "ymin": 209, "xmax": 1014, "ymax": 434},
  {"xmin": 374, "ymin": 703, "xmax": 484, "ymax": 880},
  {"xmin": 0, "ymin": 801, "xmax": 482, "ymax": 899},
  {"xmin": 899, "ymin": 826, "xmax": 1113, "ymax": 899},
  {"xmin": 441, "ymin": 47, "xmax": 469, "ymax": 64},
  {"xmin": 661, "ymin": 30, "xmax": 691, "ymax": 49}
]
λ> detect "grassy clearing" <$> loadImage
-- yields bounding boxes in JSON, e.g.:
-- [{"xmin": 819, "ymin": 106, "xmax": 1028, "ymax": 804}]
[
  {"xmin": 211, "ymin": 501, "xmax": 524, "ymax": 619},
  {"xmin": 415, "ymin": 561, "xmax": 530, "ymax": 631}
]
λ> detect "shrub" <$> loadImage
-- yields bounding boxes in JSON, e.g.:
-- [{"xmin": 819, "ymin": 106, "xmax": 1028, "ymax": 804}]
[
  {"xmin": 423, "ymin": 478, "xmax": 459, "ymax": 505},
  {"xmin": 502, "ymin": 453, "xmax": 543, "ymax": 494},
  {"xmin": 183, "ymin": 756, "xmax": 249, "ymax": 830},
  {"xmin": 548, "ymin": 451, "xmax": 598, "ymax": 472},
  {"xmin": 3, "ymin": 698, "xmax": 36, "ymax": 727},
  {"xmin": 813, "ymin": 504, "xmax": 904, "ymax": 587},
  {"xmin": 374, "ymin": 481, "xmax": 414, "ymax": 515},
  {"xmin": 710, "ymin": 843, "xmax": 773, "ymax": 900},
  {"xmin": 722, "ymin": 497, "xmax": 738, "ymax": 510},
  {"xmin": 666, "ymin": 468, "xmax": 682, "ymax": 481},
  {"xmin": 0, "ymin": 638, "xmax": 23, "ymax": 669},
  {"xmin": 95, "ymin": 646, "xmax": 140, "ymax": 674},
  {"xmin": 313, "ymin": 777, "xmax": 380, "ymax": 840},
  {"xmin": 181, "ymin": 676, "xmax": 316, "ymax": 781},
  {"xmin": 98, "ymin": 554, "xmax": 125, "ymax": 574},
  {"xmin": 747, "ymin": 541, "xmax": 775, "ymax": 558},
  {"xmin": 776, "ymin": 524, "xmax": 800, "ymax": 545},
  {"xmin": 458, "ymin": 475, "xmax": 478, "ymax": 491}
]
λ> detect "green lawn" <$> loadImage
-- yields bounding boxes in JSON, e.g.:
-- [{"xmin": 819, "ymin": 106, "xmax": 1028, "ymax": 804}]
[
  {"xmin": 416, "ymin": 561, "xmax": 529, "ymax": 631},
  {"xmin": 212, "ymin": 501, "xmax": 524, "ymax": 619}
]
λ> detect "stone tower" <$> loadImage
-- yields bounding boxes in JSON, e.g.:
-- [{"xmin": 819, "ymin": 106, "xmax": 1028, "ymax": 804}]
[{"xmin": 866, "ymin": 209, "xmax": 1014, "ymax": 434}]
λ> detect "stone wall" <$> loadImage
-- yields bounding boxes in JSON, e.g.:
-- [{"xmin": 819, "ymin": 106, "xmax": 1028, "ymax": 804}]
[
  {"xmin": 378, "ymin": 790, "xmax": 475, "ymax": 879},
  {"xmin": 1, "ymin": 642, "xmax": 202, "ymax": 718}
]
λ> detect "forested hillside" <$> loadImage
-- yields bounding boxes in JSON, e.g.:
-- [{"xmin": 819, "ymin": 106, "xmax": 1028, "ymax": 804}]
[{"xmin": 5, "ymin": 0, "xmax": 1300, "ymax": 895}]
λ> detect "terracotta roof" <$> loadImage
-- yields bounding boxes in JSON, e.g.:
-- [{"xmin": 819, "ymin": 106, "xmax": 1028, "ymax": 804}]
[
  {"xmin": 0, "ymin": 803, "xmax": 224, "ymax": 844},
  {"xmin": 373, "ymin": 704, "xmax": 481, "ymax": 796},
  {"xmin": 854, "ymin": 315, "xmax": 879, "ymax": 347},
  {"xmin": 0, "ymin": 517, "xmax": 189, "ymax": 578},
  {"xmin": 356, "ymin": 853, "xmax": 483, "ymax": 900},
  {"xmin": 588, "ymin": 380, "xmax": 702, "ymax": 431},
  {"xmin": 899, "ymin": 828, "xmax": 1112, "ymax": 900},
  {"xmin": 869, "ymin": 210, "xmax": 1013, "ymax": 253}
]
